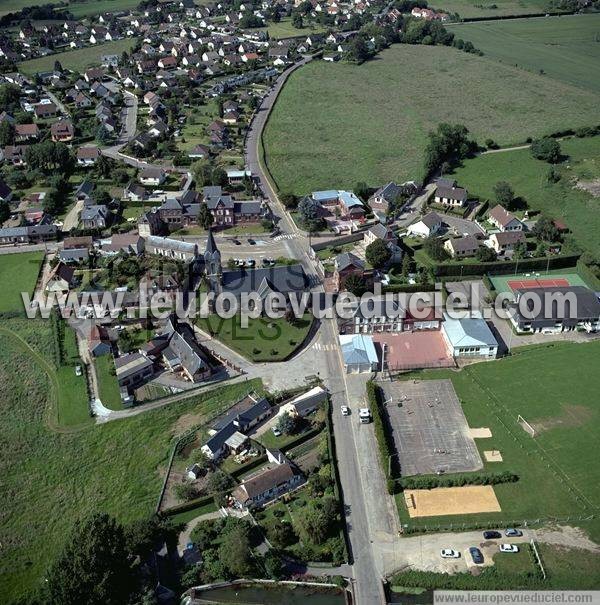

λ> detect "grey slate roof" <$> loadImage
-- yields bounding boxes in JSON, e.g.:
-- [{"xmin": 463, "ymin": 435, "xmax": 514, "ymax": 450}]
[{"xmin": 221, "ymin": 264, "xmax": 308, "ymax": 297}]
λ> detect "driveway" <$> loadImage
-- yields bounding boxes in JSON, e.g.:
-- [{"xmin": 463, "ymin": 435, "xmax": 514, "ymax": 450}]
[{"xmin": 62, "ymin": 200, "xmax": 83, "ymax": 232}]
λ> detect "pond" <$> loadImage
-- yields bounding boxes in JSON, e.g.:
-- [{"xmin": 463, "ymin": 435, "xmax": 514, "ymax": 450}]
[{"xmin": 194, "ymin": 583, "xmax": 345, "ymax": 604}]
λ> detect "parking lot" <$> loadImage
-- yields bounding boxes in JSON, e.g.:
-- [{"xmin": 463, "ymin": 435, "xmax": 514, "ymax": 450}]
[{"xmin": 379, "ymin": 379, "xmax": 483, "ymax": 476}]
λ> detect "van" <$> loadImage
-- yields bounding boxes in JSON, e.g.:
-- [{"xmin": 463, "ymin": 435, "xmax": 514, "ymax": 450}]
[{"xmin": 358, "ymin": 408, "xmax": 371, "ymax": 424}]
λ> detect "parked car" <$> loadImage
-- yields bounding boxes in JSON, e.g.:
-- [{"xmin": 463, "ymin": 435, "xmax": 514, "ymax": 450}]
[
  {"xmin": 246, "ymin": 258, "xmax": 256, "ymax": 267},
  {"xmin": 440, "ymin": 549, "xmax": 460, "ymax": 558},
  {"xmin": 341, "ymin": 405, "xmax": 350, "ymax": 416},
  {"xmin": 230, "ymin": 238, "xmax": 241, "ymax": 245},
  {"xmin": 483, "ymin": 530, "xmax": 502, "ymax": 540},
  {"xmin": 499, "ymin": 544, "xmax": 519, "ymax": 553},
  {"xmin": 271, "ymin": 426, "xmax": 281, "ymax": 437},
  {"xmin": 469, "ymin": 547, "xmax": 484, "ymax": 564},
  {"xmin": 505, "ymin": 528, "xmax": 523, "ymax": 537},
  {"xmin": 358, "ymin": 408, "xmax": 371, "ymax": 424},
  {"xmin": 75, "ymin": 365, "xmax": 82, "ymax": 377},
  {"xmin": 247, "ymin": 238, "xmax": 256, "ymax": 245}
]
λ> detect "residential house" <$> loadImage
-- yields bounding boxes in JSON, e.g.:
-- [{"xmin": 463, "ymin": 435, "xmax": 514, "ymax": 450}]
[
  {"xmin": 14, "ymin": 123, "xmax": 39, "ymax": 142},
  {"xmin": 444, "ymin": 235, "xmax": 480, "ymax": 258},
  {"xmin": 488, "ymin": 205, "xmax": 523, "ymax": 232},
  {"xmin": 50, "ymin": 119, "xmax": 74, "ymax": 142},
  {"xmin": 34, "ymin": 102, "xmax": 57, "ymax": 119},
  {"xmin": 489, "ymin": 231, "xmax": 525, "ymax": 255},
  {"xmin": 338, "ymin": 295, "xmax": 404, "ymax": 335},
  {"xmin": 364, "ymin": 222, "xmax": 402, "ymax": 263},
  {"xmin": 88, "ymin": 324, "xmax": 111, "ymax": 356},
  {"xmin": 46, "ymin": 262, "xmax": 75, "ymax": 292},
  {"xmin": 139, "ymin": 167, "xmax": 166, "ymax": 186},
  {"xmin": 232, "ymin": 463, "xmax": 305, "ymax": 509},
  {"xmin": 115, "ymin": 352, "xmax": 154, "ymax": 388},
  {"xmin": 278, "ymin": 386, "xmax": 328, "ymax": 418},
  {"xmin": 333, "ymin": 252, "xmax": 365, "ymax": 291},
  {"xmin": 124, "ymin": 181, "xmax": 147, "ymax": 202},
  {"xmin": 77, "ymin": 146, "xmax": 100, "ymax": 166},
  {"xmin": 406, "ymin": 212, "xmax": 443, "ymax": 238},
  {"xmin": 81, "ymin": 204, "xmax": 110, "ymax": 229},
  {"xmin": 145, "ymin": 236, "xmax": 199, "ymax": 262},
  {"xmin": 435, "ymin": 181, "xmax": 468, "ymax": 207}
]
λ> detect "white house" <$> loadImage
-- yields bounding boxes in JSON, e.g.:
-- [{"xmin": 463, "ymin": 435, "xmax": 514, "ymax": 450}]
[
  {"xmin": 407, "ymin": 212, "xmax": 443, "ymax": 238},
  {"xmin": 488, "ymin": 205, "xmax": 523, "ymax": 232}
]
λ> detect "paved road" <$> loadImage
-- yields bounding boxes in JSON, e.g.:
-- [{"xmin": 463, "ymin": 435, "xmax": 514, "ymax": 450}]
[{"xmin": 120, "ymin": 90, "xmax": 138, "ymax": 142}]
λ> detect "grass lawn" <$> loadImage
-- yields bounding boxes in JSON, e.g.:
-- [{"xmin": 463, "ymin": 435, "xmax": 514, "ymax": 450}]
[
  {"xmin": 260, "ymin": 18, "xmax": 327, "ymax": 39},
  {"xmin": 0, "ymin": 315, "xmax": 262, "ymax": 602},
  {"xmin": 263, "ymin": 45, "xmax": 600, "ymax": 195},
  {"xmin": 0, "ymin": 0, "xmax": 141, "ymax": 17},
  {"xmin": 431, "ymin": 0, "xmax": 553, "ymax": 18},
  {"xmin": 196, "ymin": 313, "xmax": 313, "ymax": 362},
  {"xmin": 95, "ymin": 354, "xmax": 123, "ymax": 411},
  {"xmin": 448, "ymin": 15, "xmax": 600, "ymax": 93},
  {"xmin": 450, "ymin": 136, "xmax": 600, "ymax": 256},
  {"xmin": 0, "ymin": 251, "xmax": 43, "ymax": 313},
  {"xmin": 394, "ymin": 341, "xmax": 600, "ymax": 541},
  {"xmin": 18, "ymin": 38, "xmax": 137, "ymax": 75},
  {"xmin": 167, "ymin": 501, "xmax": 219, "ymax": 526}
]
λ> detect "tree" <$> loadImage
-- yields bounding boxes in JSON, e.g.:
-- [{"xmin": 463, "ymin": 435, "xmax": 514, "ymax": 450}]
[
  {"xmin": 347, "ymin": 36, "xmax": 370, "ymax": 64},
  {"xmin": 297, "ymin": 505, "xmax": 330, "ymax": 545},
  {"xmin": 530, "ymin": 137, "xmax": 561, "ymax": 164},
  {"xmin": 0, "ymin": 119, "xmax": 15, "ymax": 146},
  {"xmin": 513, "ymin": 240, "xmax": 527, "ymax": 259},
  {"xmin": 297, "ymin": 196, "xmax": 325, "ymax": 233},
  {"xmin": 423, "ymin": 236, "xmax": 449, "ymax": 261},
  {"xmin": 0, "ymin": 200, "xmax": 10, "ymax": 225},
  {"xmin": 268, "ymin": 521, "xmax": 296, "ymax": 549},
  {"xmin": 44, "ymin": 513, "xmax": 134, "ymax": 605},
  {"xmin": 124, "ymin": 516, "xmax": 175, "ymax": 561},
  {"xmin": 206, "ymin": 470, "xmax": 234, "ymax": 497},
  {"xmin": 365, "ymin": 239, "xmax": 391, "ymax": 269},
  {"xmin": 54, "ymin": 59, "xmax": 63, "ymax": 72},
  {"xmin": 292, "ymin": 12, "xmax": 303, "ymax": 28},
  {"xmin": 423, "ymin": 123, "xmax": 473, "ymax": 176},
  {"xmin": 476, "ymin": 246, "xmax": 497, "ymax": 262},
  {"xmin": 264, "ymin": 551, "xmax": 285, "ymax": 579},
  {"xmin": 532, "ymin": 215, "xmax": 560, "ymax": 242},
  {"xmin": 280, "ymin": 191, "xmax": 298, "ymax": 209},
  {"xmin": 354, "ymin": 181, "xmax": 369, "ymax": 202},
  {"xmin": 219, "ymin": 529, "xmax": 254, "ymax": 577},
  {"xmin": 343, "ymin": 273, "xmax": 366, "ymax": 296},
  {"xmin": 400, "ymin": 253, "xmax": 412, "ymax": 278},
  {"xmin": 276, "ymin": 411, "xmax": 297, "ymax": 435},
  {"xmin": 493, "ymin": 181, "xmax": 515, "ymax": 208},
  {"xmin": 174, "ymin": 483, "xmax": 201, "ymax": 501},
  {"xmin": 199, "ymin": 204, "xmax": 214, "ymax": 230}
]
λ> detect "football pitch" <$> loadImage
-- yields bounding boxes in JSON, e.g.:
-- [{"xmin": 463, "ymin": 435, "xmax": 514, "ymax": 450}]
[{"xmin": 395, "ymin": 341, "xmax": 600, "ymax": 539}]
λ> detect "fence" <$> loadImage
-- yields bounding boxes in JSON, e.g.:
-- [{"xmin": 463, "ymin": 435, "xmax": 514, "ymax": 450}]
[{"xmin": 387, "ymin": 358, "xmax": 456, "ymax": 374}]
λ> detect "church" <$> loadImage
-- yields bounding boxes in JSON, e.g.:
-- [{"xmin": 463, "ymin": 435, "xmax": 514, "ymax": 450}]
[{"xmin": 203, "ymin": 229, "xmax": 309, "ymax": 303}]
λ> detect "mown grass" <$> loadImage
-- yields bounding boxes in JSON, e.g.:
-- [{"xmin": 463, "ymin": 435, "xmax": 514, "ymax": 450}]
[
  {"xmin": 263, "ymin": 44, "xmax": 600, "ymax": 195},
  {"xmin": 448, "ymin": 15, "xmax": 600, "ymax": 93},
  {"xmin": 395, "ymin": 341, "xmax": 600, "ymax": 541},
  {"xmin": 95, "ymin": 354, "xmax": 123, "ymax": 411},
  {"xmin": 0, "ymin": 0, "xmax": 139, "ymax": 17},
  {"xmin": 450, "ymin": 136, "xmax": 600, "ymax": 256},
  {"xmin": 18, "ymin": 38, "xmax": 136, "ymax": 75},
  {"xmin": 0, "ymin": 317, "xmax": 262, "ymax": 602},
  {"xmin": 0, "ymin": 251, "xmax": 43, "ymax": 313},
  {"xmin": 196, "ymin": 313, "xmax": 313, "ymax": 362}
]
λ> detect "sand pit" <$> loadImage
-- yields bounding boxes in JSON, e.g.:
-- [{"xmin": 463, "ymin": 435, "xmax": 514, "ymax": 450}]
[
  {"xmin": 484, "ymin": 450, "xmax": 503, "ymax": 462},
  {"xmin": 405, "ymin": 485, "xmax": 501, "ymax": 518},
  {"xmin": 469, "ymin": 427, "xmax": 492, "ymax": 438}
]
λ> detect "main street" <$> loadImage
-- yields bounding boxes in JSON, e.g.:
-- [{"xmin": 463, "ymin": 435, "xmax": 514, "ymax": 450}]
[{"xmin": 243, "ymin": 56, "xmax": 398, "ymax": 604}]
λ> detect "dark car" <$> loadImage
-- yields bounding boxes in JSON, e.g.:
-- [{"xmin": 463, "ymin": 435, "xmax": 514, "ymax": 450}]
[
  {"xmin": 247, "ymin": 238, "xmax": 256, "ymax": 245},
  {"xmin": 469, "ymin": 547, "xmax": 484, "ymax": 564},
  {"xmin": 483, "ymin": 531, "xmax": 502, "ymax": 540},
  {"xmin": 230, "ymin": 238, "xmax": 241, "ymax": 245}
]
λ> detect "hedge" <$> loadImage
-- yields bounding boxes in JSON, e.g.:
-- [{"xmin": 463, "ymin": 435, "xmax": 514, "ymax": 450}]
[
  {"xmin": 383, "ymin": 282, "xmax": 436, "ymax": 293},
  {"xmin": 475, "ymin": 199, "xmax": 489, "ymax": 219},
  {"xmin": 577, "ymin": 259, "xmax": 600, "ymax": 291},
  {"xmin": 434, "ymin": 253, "xmax": 581, "ymax": 278},
  {"xmin": 229, "ymin": 454, "xmax": 268, "ymax": 479},
  {"xmin": 366, "ymin": 381, "xmax": 398, "ymax": 492},
  {"xmin": 394, "ymin": 470, "xmax": 518, "ymax": 492},
  {"xmin": 161, "ymin": 494, "xmax": 215, "ymax": 517}
]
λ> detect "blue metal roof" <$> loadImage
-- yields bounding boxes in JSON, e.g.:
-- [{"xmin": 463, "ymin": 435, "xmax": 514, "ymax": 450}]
[
  {"xmin": 340, "ymin": 334, "xmax": 378, "ymax": 365},
  {"xmin": 442, "ymin": 313, "xmax": 498, "ymax": 348}
]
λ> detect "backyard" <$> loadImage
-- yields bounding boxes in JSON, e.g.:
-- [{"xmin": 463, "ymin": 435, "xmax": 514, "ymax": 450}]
[
  {"xmin": 448, "ymin": 15, "xmax": 600, "ymax": 93},
  {"xmin": 17, "ymin": 38, "xmax": 137, "ymax": 75},
  {"xmin": 450, "ymin": 136, "xmax": 600, "ymax": 256},
  {"xmin": 394, "ymin": 341, "xmax": 600, "ymax": 541},
  {"xmin": 197, "ymin": 313, "xmax": 314, "ymax": 362},
  {"xmin": 262, "ymin": 44, "xmax": 600, "ymax": 195},
  {"xmin": 95, "ymin": 354, "xmax": 123, "ymax": 411},
  {"xmin": 0, "ymin": 318, "xmax": 262, "ymax": 602}
]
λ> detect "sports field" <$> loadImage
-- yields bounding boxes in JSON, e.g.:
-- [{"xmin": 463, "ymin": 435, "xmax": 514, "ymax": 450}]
[
  {"xmin": 431, "ymin": 0, "xmax": 553, "ymax": 18},
  {"xmin": 405, "ymin": 485, "xmax": 501, "ymax": 517},
  {"xmin": 395, "ymin": 341, "xmax": 600, "ymax": 540},
  {"xmin": 263, "ymin": 45, "xmax": 600, "ymax": 195},
  {"xmin": 18, "ymin": 38, "xmax": 136, "ymax": 75},
  {"xmin": 488, "ymin": 270, "xmax": 590, "ymax": 294},
  {"xmin": 451, "ymin": 136, "xmax": 600, "ymax": 256},
  {"xmin": 448, "ymin": 15, "xmax": 600, "ymax": 93},
  {"xmin": 0, "ymin": 251, "xmax": 43, "ymax": 313}
]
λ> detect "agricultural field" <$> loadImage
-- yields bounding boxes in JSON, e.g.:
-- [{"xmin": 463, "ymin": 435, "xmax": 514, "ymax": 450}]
[
  {"xmin": 197, "ymin": 313, "xmax": 313, "ymax": 362},
  {"xmin": 448, "ymin": 14, "xmax": 600, "ymax": 93},
  {"xmin": 0, "ymin": 0, "xmax": 139, "ymax": 18},
  {"xmin": 17, "ymin": 38, "xmax": 136, "ymax": 75},
  {"xmin": 0, "ymin": 317, "xmax": 262, "ymax": 602},
  {"xmin": 430, "ymin": 0, "xmax": 552, "ymax": 18},
  {"xmin": 262, "ymin": 45, "xmax": 600, "ymax": 195},
  {"xmin": 0, "ymin": 251, "xmax": 43, "ymax": 313},
  {"xmin": 450, "ymin": 136, "xmax": 600, "ymax": 256},
  {"xmin": 395, "ymin": 341, "xmax": 600, "ymax": 541}
]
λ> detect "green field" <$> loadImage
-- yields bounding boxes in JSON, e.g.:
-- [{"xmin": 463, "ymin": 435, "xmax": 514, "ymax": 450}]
[
  {"xmin": 18, "ymin": 38, "xmax": 136, "ymax": 75},
  {"xmin": 197, "ymin": 313, "xmax": 314, "ymax": 362},
  {"xmin": 431, "ymin": 0, "xmax": 552, "ymax": 18},
  {"xmin": 450, "ymin": 136, "xmax": 600, "ymax": 256},
  {"xmin": 0, "ymin": 0, "xmax": 145, "ymax": 18},
  {"xmin": 0, "ymin": 251, "xmax": 43, "ymax": 313},
  {"xmin": 262, "ymin": 44, "xmax": 600, "ymax": 195},
  {"xmin": 448, "ymin": 15, "xmax": 600, "ymax": 93},
  {"xmin": 0, "ymin": 315, "xmax": 262, "ymax": 601},
  {"xmin": 395, "ymin": 342, "xmax": 600, "ymax": 540},
  {"xmin": 260, "ymin": 18, "xmax": 327, "ymax": 39}
]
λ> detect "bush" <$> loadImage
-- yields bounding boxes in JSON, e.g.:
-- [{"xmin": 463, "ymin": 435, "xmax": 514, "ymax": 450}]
[
  {"xmin": 396, "ymin": 470, "xmax": 518, "ymax": 491},
  {"xmin": 530, "ymin": 137, "xmax": 561, "ymax": 163},
  {"xmin": 366, "ymin": 381, "xmax": 397, "ymax": 489}
]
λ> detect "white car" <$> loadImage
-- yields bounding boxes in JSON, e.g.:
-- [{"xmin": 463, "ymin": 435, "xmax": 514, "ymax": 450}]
[
  {"xmin": 499, "ymin": 544, "xmax": 519, "ymax": 553},
  {"xmin": 358, "ymin": 408, "xmax": 371, "ymax": 424},
  {"xmin": 440, "ymin": 549, "xmax": 460, "ymax": 558},
  {"xmin": 271, "ymin": 426, "xmax": 282, "ymax": 437},
  {"xmin": 341, "ymin": 405, "xmax": 350, "ymax": 416},
  {"xmin": 75, "ymin": 365, "xmax": 83, "ymax": 377}
]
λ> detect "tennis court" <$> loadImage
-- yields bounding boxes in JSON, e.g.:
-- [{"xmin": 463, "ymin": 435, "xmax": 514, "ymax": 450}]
[{"xmin": 488, "ymin": 271, "xmax": 589, "ymax": 294}]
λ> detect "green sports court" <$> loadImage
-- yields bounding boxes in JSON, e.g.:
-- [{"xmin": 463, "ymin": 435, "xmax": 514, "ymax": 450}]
[{"xmin": 488, "ymin": 269, "xmax": 591, "ymax": 294}]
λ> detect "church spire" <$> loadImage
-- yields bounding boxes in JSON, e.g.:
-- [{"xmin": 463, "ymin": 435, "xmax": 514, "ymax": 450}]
[{"xmin": 204, "ymin": 227, "xmax": 222, "ymax": 283}]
